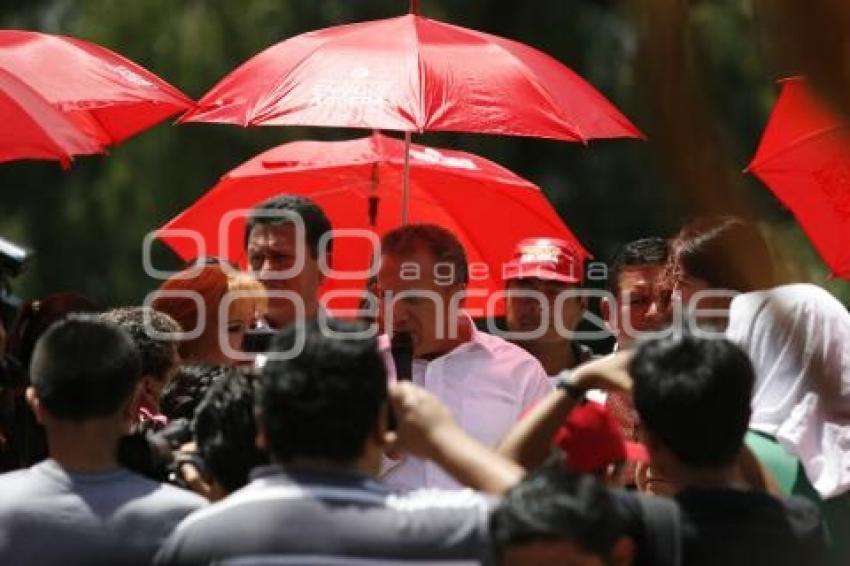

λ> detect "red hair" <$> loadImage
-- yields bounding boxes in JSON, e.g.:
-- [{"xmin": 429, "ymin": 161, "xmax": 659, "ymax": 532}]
[{"xmin": 152, "ymin": 265, "xmax": 230, "ymax": 336}]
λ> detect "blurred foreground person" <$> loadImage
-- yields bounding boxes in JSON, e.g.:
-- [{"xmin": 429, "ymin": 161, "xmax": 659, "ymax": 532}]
[
  {"xmin": 726, "ymin": 283, "xmax": 850, "ymax": 566},
  {"xmin": 1, "ymin": 293, "xmax": 97, "ymax": 470},
  {"xmin": 0, "ymin": 315, "xmax": 204, "ymax": 565},
  {"xmin": 97, "ymin": 307, "xmax": 182, "ymax": 428},
  {"xmin": 156, "ymin": 319, "xmax": 505, "ymax": 564},
  {"xmin": 631, "ymin": 334, "xmax": 825, "ymax": 566},
  {"xmin": 182, "ymin": 370, "xmax": 267, "ymax": 501},
  {"xmin": 491, "ymin": 463, "xmax": 638, "ymax": 566}
]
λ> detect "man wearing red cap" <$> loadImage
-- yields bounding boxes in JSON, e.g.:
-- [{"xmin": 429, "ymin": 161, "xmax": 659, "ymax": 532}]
[
  {"xmin": 503, "ymin": 237, "xmax": 594, "ymax": 377},
  {"xmin": 554, "ymin": 401, "xmax": 648, "ymax": 487}
]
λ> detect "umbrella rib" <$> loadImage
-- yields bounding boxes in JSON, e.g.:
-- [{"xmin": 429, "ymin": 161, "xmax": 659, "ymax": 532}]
[
  {"xmin": 487, "ymin": 40, "xmax": 587, "ymax": 142},
  {"xmin": 747, "ymin": 124, "xmax": 848, "ymax": 172}
]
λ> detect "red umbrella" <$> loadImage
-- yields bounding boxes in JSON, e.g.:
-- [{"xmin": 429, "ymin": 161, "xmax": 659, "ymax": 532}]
[
  {"xmin": 0, "ymin": 68, "xmax": 104, "ymax": 166},
  {"xmin": 747, "ymin": 77, "xmax": 850, "ymax": 279},
  {"xmin": 181, "ymin": 5, "xmax": 642, "ymax": 221},
  {"xmin": 157, "ymin": 133, "xmax": 588, "ymax": 314},
  {"xmin": 0, "ymin": 30, "xmax": 193, "ymax": 148}
]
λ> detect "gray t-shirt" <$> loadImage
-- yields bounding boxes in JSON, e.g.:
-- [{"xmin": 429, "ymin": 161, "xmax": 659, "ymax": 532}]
[
  {"xmin": 156, "ymin": 465, "xmax": 494, "ymax": 565},
  {"xmin": 0, "ymin": 459, "xmax": 206, "ymax": 566}
]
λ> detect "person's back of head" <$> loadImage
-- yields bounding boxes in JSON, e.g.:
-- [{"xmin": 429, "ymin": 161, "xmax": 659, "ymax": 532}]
[
  {"xmin": 490, "ymin": 461, "xmax": 636, "ymax": 565},
  {"xmin": 630, "ymin": 333, "xmax": 754, "ymax": 470},
  {"xmin": 29, "ymin": 315, "xmax": 141, "ymax": 422},
  {"xmin": 259, "ymin": 319, "xmax": 387, "ymax": 469},
  {"xmin": 96, "ymin": 307, "xmax": 180, "ymax": 382},
  {"xmin": 160, "ymin": 363, "xmax": 229, "ymax": 421},
  {"xmin": 194, "ymin": 368, "xmax": 267, "ymax": 495}
]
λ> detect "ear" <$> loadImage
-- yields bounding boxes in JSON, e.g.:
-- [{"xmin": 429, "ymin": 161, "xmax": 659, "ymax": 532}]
[
  {"xmin": 255, "ymin": 412, "xmax": 268, "ymax": 452},
  {"xmin": 374, "ymin": 403, "xmax": 391, "ymax": 448},
  {"xmin": 25, "ymin": 387, "xmax": 45, "ymax": 424},
  {"xmin": 610, "ymin": 536, "xmax": 636, "ymax": 566},
  {"xmin": 317, "ymin": 251, "xmax": 331, "ymax": 284},
  {"xmin": 600, "ymin": 296, "xmax": 615, "ymax": 331}
]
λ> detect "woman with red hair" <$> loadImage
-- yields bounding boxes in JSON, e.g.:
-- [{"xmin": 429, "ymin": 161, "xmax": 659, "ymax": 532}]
[{"xmin": 152, "ymin": 263, "xmax": 267, "ymax": 365}]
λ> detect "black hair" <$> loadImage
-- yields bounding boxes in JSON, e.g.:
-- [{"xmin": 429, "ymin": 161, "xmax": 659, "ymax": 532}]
[
  {"xmin": 608, "ymin": 237, "xmax": 669, "ymax": 295},
  {"xmin": 667, "ymin": 216, "xmax": 774, "ymax": 293},
  {"xmin": 381, "ymin": 223, "xmax": 469, "ymax": 286},
  {"xmin": 259, "ymin": 319, "xmax": 387, "ymax": 464},
  {"xmin": 194, "ymin": 369, "xmax": 267, "ymax": 493},
  {"xmin": 29, "ymin": 315, "xmax": 141, "ymax": 421},
  {"xmin": 630, "ymin": 333, "xmax": 754, "ymax": 468},
  {"xmin": 490, "ymin": 460, "xmax": 628, "ymax": 559},
  {"xmin": 244, "ymin": 195, "xmax": 332, "ymax": 260},
  {"xmin": 96, "ymin": 307, "xmax": 180, "ymax": 382},
  {"xmin": 160, "ymin": 364, "xmax": 229, "ymax": 421}
]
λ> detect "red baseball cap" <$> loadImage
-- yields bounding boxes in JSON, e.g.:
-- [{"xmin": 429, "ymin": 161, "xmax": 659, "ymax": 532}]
[
  {"xmin": 503, "ymin": 237, "xmax": 586, "ymax": 285},
  {"xmin": 553, "ymin": 401, "xmax": 648, "ymax": 474}
]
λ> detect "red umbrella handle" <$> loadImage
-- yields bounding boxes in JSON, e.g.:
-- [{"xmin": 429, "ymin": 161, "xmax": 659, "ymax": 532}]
[{"xmin": 409, "ymin": 0, "xmax": 419, "ymax": 15}]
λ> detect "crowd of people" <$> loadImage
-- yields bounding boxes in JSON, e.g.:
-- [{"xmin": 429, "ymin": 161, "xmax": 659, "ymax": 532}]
[{"xmin": 0, "ymin": 194, "xmax": 848, "ymax": 565}]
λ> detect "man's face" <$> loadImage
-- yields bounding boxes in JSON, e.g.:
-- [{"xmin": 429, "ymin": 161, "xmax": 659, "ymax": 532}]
[
  {"xmin": 609, "ymin": 265, "xmax": 665, "ymax": 348},
  {"xmin": 505, "ymin": 278, "xmax": 584, "ymax": 339},
  {"xmin": 247, "ymin": 223, "xmax": 323, "ymax": 327},
  {"xmin": 501, "ymin": 540, "xmax": 612, "ymax": 566},
  {"xmin": 376, "ymin": 248, "xmax": 462, "ymax": 356}
]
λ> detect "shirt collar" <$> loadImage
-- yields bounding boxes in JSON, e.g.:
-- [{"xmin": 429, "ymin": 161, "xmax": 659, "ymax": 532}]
[{"xmin": 249, "ymin": 463, "xmax": 389, "ymax": 495}]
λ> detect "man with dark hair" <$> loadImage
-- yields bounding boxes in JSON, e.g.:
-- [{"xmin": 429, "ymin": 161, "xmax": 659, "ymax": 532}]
[
  {"xmin": 377, "ymin": 223, "xmax": 551, "ymax": 490},
  {"xmin": 491, "ymin": 462, "xmax": 637, "ymax": 565},
  {"xmin": 504, "ymin": 237, "xmax": 592, "ymax": 376},
  {"xmin": 245, "ymin": 194, "xmax": 332, "ymax": 328},
  {"xmin": 97, "ymin": 307, "xmax": 181, "ymax": 423},
  {"xmin": 192, "ymin": 369, "xmax": 267, "ymax": 499},
  {"xmin": 602, "ymin": 237, "xmax": 669, "ymax": 350},
  {"xmin": 630, "ymin": 334, "xmax": 825, "ymax": 566},
  {"xmin": 0, "ymin": 315, "xmax": 204, "ymax": 564},
  {"xmin": 156, "ymin": 319, "xmax": 499, "ymax": 564}
]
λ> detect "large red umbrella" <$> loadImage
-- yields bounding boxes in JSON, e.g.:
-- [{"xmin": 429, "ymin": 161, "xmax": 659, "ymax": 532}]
[
  {"xmin": 181, "ymin": 5, "xmax": 642, "ymax": 221},
  {"xmin": 0, "ymin": 30, "xmax": 193, "ymax": 148},
  {"xmin": 0, "ymin": 68, "xmax": 104, "ymax": 166},
  {"xmin": 157, "ymin": 133, "xmax": 588, "ymax": 314},
  {"xmin": 747, "ymin": 77, "xmax": 850, "ymax": 279}
]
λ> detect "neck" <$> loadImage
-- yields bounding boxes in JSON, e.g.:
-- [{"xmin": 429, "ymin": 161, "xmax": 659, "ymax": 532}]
[
  {"xmin": 46, "ymin": 421, "xmax": 125, "ymax": 473},
  {"xmin": 517, "ymin": 337, "xmax": 576, "ymax": 375},
  {"xmin": 282, "ymin": 456, "xmax": 371, "ymax": 477}
]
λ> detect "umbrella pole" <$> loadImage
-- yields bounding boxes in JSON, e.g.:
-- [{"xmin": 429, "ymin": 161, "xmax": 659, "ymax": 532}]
[{"xmin": 402, "ymin": 131, "xmax": 411, "ymax": 225}]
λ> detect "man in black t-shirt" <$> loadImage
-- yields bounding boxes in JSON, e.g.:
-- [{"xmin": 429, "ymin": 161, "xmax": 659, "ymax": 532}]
[{"xmin": 629, "ymin": 334, "xmax": 825, "ymax": 566}]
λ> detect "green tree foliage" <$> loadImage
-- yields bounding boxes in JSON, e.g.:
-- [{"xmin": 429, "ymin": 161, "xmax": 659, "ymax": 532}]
[{"xmin": 0, "ymin": 0, "xmax": 846, "ymax": 306}]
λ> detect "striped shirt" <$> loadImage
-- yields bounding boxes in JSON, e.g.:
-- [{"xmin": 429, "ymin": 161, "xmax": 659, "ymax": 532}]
[{"xmin": 155, "ymin": 465, "xmax": 494, "ymax": 565}]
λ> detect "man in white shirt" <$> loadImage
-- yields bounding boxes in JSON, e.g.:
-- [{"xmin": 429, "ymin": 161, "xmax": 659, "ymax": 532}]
[{"xmin": 376, "ymin": 224, "xmax": 551, "ymax": 491}]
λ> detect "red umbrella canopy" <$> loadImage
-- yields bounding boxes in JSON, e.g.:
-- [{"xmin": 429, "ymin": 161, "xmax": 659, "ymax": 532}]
[
  {"xmin": 0, "ymin": 68, "xmax": 104, "ymax": 166},
  {"xmin": 0, "ymin": 30, "xmax": 193, "ymax": 147},
  {"xmin": 181, "ymin": 13, "xmax": 642, "ymax": 142},
  {"xmin": 748, "ymin": 77, "xmax": 850, "ymax": 279},
  {"xmin": 158, "ymin": 134, "xmax": 588, "ymax": 315}
]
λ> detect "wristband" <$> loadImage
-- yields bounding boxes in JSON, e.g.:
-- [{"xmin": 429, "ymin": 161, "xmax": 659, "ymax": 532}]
[{"xmin": 555, "ymin": 370, "xmax": 586, "ymax": 403}]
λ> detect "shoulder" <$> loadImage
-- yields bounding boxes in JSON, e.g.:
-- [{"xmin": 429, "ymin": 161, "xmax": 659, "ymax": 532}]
[
  {"xmin": 388, "ymin": 487, "xmax": 494, "ymax": 512},
  {"xmin": 121, "ymin": 472, "xmax": 207, "ymax": 515},
  {"xmin": 474, "ymin": 331, "xmax": 544, "ymax": 369}
]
